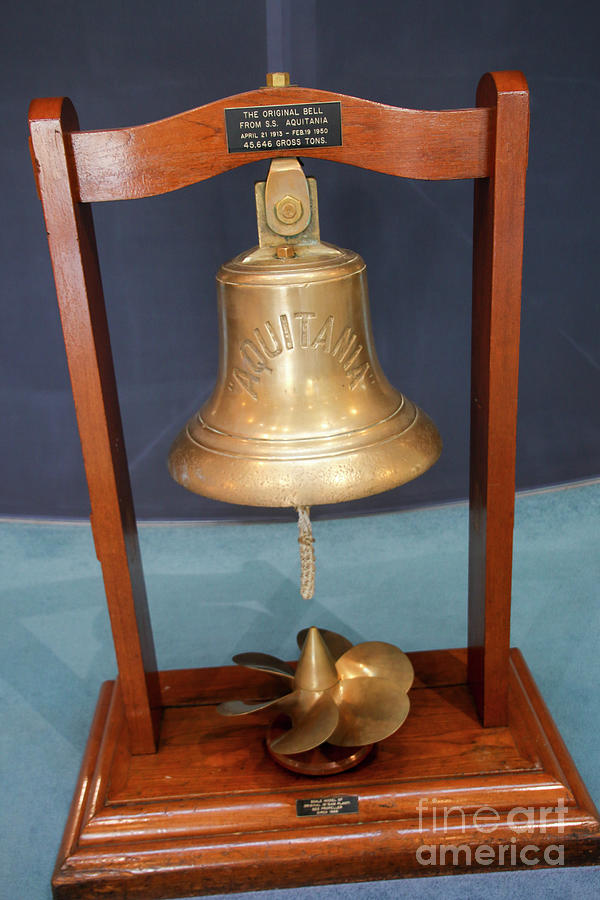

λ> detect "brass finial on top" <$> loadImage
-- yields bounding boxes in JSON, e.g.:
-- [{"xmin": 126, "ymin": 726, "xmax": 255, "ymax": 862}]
[{"xmin": 266, "ymin": 72, "xmax": 290, "ymax": 87}]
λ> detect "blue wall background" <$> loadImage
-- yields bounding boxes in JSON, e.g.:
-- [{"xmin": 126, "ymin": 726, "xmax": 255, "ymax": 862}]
[{"xmin": 2, "ymin": 0, "xmax": 598, "ymax": 521}]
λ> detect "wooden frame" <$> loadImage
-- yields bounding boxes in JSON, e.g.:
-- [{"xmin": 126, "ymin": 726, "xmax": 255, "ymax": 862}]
[{"xmin": 29, "ymin": 73, "xmax": 600, "ymax": 898}]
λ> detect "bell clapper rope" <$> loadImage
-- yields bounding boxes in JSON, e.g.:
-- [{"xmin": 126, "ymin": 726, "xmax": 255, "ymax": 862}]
[{"xmin": 296, "ymin": 506, "xmax": 315, "ymax": 600}]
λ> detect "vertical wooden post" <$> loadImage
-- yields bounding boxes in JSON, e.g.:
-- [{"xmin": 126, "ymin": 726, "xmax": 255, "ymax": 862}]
[
  {"xmin": 468, "ymin": 72, "xmax": 529, "ymax": 726},
  {"xmin": 29, "ymin": 98, "xmax": 159, "ymax": 754}
]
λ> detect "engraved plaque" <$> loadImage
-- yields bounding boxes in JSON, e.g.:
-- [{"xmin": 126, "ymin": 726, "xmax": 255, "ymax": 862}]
[
  {"xmin": 296, "ymin": 795, "xmax": 359, "ymax": 817},
  {"xmin": 225, "ymin": 101, "xmax": 342, "ymax": 153}
]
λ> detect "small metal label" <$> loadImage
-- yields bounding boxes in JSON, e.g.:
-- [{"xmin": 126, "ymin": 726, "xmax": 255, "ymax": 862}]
[
  {"xmin": 225, "ymin": 101, "xmax": 342, "ymax": 153},
  {"xmin": 296, "ymin": 795, "xmax": 359, "ymax": 817}
]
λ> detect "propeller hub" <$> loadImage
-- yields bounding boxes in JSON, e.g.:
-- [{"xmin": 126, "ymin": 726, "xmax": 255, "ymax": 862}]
[{"xmin": 294, "ymin": 627, "xmax": 339, "ymax": 692}]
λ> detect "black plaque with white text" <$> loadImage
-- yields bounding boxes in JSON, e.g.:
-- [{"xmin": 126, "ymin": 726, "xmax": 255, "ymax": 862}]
[
  {"xmin": 296, "ymin": 795, "xmax": 359, "ymax": 817},
  {"xmin": 225, "ymin": 101, "xmax": 342, "ymax": 153}
]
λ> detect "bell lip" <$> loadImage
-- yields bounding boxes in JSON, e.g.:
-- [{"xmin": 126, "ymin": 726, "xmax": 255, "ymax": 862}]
[
  {"xmin": 189, "ymin": 396, "xmax": 414, "ymax": 459},
  {"xmin": 167, "ymin": 409, "xmax": 442, "ymax": 508}
]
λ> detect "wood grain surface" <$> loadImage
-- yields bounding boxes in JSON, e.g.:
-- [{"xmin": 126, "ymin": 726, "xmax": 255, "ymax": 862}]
[
  {"xmin": 29, "ymin": 98, "xmax": 160, "ymax": 754},
  {"xmin": 67, "ymin": 87, "xmax": 494, "ymax": 203},
  {"xmin": 467, "ymin": 71, "xmax": 530, "ymax": 726}
]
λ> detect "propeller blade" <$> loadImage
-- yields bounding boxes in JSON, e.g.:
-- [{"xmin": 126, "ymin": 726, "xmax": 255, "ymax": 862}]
[
  {"xmin": 232, "ymin": 652, "xmax": 295, "ymax": 680},
  {"xmin": 269, "ymin": 691, "xmax": 339, "ymax": 755},
  {"xmin": 328, "ymin": 676, "xmax": 410, "ymax": 747},
  {"xmin": 296, "ymin": 627, "xmax": 353, "ymax": 660},
  {"xmin": 217, "ymin": 694, "xmax": 289, "ymax": 716},
  {"xmin": 335, "ymin": 641, "xmax": 414, "ymax": 693}
]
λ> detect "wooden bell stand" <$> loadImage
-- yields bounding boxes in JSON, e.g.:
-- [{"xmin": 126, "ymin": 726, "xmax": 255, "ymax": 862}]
[{"xmin": 30, "ymin": 72, "xmax": 600, "ymax": 899}]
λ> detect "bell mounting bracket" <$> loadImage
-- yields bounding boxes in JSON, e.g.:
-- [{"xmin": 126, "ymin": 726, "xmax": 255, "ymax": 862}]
[{"xmin": 257, "ymin": 157, "xmax": 320, "ymax": 247}]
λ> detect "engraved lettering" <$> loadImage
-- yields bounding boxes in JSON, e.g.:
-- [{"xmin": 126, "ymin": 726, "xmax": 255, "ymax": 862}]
[
  {"xmin": 294, "ymin": 312, "xmax": 316, "ymax": 348},
  {"xmin": 254, "ymin": 321, "xmax": 282, "ymax": 358},
  {"xmin": 240, "ymin": 339, "xmax": 272, "ymax": 374},
  {"xmin": 347, "ymin": 361, "xmax": 371, "ymax": 390},
  {"xmin": 343, "ymin": 344, "xmax": 363, "ymax": 371},
  {"xmin": 296, "ymin": 795, "xmax": 359, "ymax": 817},
  {"xmin": 227, "ymin": 310, "xmax": 372, "ymax": 401},
  {"xmin": 311, "ymin": 315, "xmax": 334, "ymax": 352},
  {"xmin": 230, "ymin": 367, "xmax": 259, "ymax": 400},
  {"xmin": 280, "ymin": 314, "xmax": 294, "ymax": 349},
  {"xmin": 285, "ymin": 117, "xmax": 327, "ymax": 127},
  {"xmin": 261, "ymin": 107, "xmax": 303, "ymax": 118},
  {"xmin": 332, "ymin": 326, "xmax": 357, "ymax": 364},
  {"xmin": 226, "ymin": 102, "xmax": 341, "ymax": 154}
]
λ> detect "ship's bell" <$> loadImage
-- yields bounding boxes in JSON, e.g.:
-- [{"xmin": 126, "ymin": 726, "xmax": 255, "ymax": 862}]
[{"xmin": 168, "ymin": 158, "xmax": 441, "ymax": 508}]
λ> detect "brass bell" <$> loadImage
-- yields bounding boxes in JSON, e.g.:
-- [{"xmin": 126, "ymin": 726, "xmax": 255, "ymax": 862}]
[{"xmin": 168, "ymin": 158, "xmax": 441, "ymax": 509}]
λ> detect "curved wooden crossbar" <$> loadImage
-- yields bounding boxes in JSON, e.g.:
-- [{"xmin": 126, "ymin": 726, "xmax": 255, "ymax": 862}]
[
  {"xmin": 35, "ymin": 87, "xmax": 496, "ymax": 203},
  {"xmin": 29, "ymin": 73, "xmax": 529, "ymax": 753}
]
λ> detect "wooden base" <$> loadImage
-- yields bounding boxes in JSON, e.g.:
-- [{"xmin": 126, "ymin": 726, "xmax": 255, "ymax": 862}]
[{"xmin": 52, "ymin": 649, "xmax": 600, "ymax": 899}]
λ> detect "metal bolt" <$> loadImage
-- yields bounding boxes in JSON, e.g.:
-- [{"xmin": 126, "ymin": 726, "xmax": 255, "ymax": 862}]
[
  {"xmin": 276, "ymin": 245, "xmax": 296, "ymax": 259},
  {"xmin": 275, "ymin": 195, "xmax": 303, "ymax": 225},
  {"xmin": 266, "ymin": 72, "xmax": 290, "ymax": 87}
]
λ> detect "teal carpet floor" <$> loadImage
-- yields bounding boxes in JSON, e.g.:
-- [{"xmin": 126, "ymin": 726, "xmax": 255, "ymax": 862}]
[{"xmin": 1, "ymin": 481, "xmax": 599, "ymax": 898}]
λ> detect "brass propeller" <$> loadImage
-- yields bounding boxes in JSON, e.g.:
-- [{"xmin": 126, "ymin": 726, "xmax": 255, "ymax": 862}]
[{"xmin": 218, "ymin": 627, "xmax": 414, "ymax": 755}]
